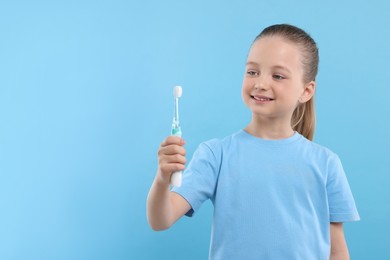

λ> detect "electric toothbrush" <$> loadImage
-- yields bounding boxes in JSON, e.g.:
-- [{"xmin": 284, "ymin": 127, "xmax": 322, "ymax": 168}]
[{"xmin": 171, "ymin": 86, "xmax": 183, "ymax": 187}]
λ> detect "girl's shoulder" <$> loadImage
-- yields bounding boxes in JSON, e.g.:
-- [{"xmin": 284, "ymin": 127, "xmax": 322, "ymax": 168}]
[
  {"xmin": 200, "ymin": 130, "xmax": 243, "ymax": 149},
  {"xmin": 300, "ymin": 135, "xmax": 342, "ymax": 163}
]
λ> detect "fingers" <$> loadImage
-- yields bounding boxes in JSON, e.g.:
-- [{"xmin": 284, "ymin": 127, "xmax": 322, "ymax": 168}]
[
  {"xmin": 160, "ymin": 136, "xmax": 185, "ymax": 147},
  {"xmin": 157, "ymin": 136, "xmax": 187, "ymax": 181},
  {"xmin": 159, "ymin": 162, "xmax": 186, "ymax": 176},
  {"xmin": 159, "ymin": 153, "xmax": 187, "ymax": 166},
  {"xmin": 158, "ymin": 148, "xmax": 187, "ymax": 169},
  {"xmin": 158, "ymin": 143, "xmax": 186, "ymax": 156},
  {"xmin": 159, "ymin": 136, "xmax": 186, "ymax": 157}
]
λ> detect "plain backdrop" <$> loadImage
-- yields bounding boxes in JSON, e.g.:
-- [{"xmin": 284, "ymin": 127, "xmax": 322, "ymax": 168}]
[{"xmin": 1, "ymin": 0, "xmax": 389, "ymax": 259}]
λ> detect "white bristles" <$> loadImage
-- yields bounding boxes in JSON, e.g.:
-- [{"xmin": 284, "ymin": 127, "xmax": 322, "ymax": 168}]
[{"xmin": 173, "ymin": 86, "xmax": 182, "ymax": 98}]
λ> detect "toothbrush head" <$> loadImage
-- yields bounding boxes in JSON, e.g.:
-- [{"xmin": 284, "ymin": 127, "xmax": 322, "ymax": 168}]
[{"xmin": 173, "ymin": 86, "xmax": 182, "ymax": 98}]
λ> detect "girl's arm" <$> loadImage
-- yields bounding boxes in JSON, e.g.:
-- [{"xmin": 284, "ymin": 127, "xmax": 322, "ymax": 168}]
[
  {"xmin": 147, "ymin": 175, "xmax": 191, "ymax": 230},
  {"xmin": 146, "ymin": 136, "xmax": 191, "ymax": 231},
  {"xmin": 330, "ymin": 222, "xmax": 350, "ymax": 260}
]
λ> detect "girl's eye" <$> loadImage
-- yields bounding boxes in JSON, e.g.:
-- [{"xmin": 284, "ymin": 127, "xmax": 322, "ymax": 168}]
[
  {"xmin": 247, "ymin": 70, "xmax": 259, "ymax": 76},
  {"xmin": 273, "ymin": 74, "xmax": 285, "ymax": 80}
]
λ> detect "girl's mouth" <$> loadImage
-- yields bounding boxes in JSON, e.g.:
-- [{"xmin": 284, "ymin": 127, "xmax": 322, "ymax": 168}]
[{"xmin": 251, "ymin": 95, "xmax": 274, "ymax": 102}]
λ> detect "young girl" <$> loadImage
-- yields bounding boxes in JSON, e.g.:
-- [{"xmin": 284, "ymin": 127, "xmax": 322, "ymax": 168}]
[{"xmin": 147, "ymin": 24, "xmax": 360, "ymax": 260}]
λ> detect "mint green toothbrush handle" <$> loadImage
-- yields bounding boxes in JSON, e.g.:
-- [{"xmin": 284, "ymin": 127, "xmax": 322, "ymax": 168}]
[{"xmin": 171, "ymin": 126, "xmax": 182, "ymax": 187}]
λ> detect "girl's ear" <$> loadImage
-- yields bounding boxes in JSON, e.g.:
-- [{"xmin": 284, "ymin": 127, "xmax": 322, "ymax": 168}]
[{"xmin": 299, "ymin": 81, "xmax": 316, "ymax": 103}]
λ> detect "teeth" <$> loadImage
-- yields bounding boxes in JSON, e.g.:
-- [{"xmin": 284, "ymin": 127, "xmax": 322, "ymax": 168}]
[{"xmin": 253, "ymin": 96, "xmax": 271, "ymax": 101}]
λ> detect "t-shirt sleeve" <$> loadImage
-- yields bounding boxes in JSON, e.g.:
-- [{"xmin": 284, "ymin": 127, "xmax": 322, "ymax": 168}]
[
  {"xmin": 326, "ymin": 154, "xmax": 360, "ymax": 222},
  {"xmin": 171, "ymin": 141, "xmax": 220, "ymax": 217}
]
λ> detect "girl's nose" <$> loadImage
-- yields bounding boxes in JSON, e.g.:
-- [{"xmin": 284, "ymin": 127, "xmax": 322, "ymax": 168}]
[{"xmin": 254, "ymin": 79, "xmax": 267, "ymax": 90}]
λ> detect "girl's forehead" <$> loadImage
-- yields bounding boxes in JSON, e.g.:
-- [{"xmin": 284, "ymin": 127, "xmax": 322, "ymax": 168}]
[
  {"xmin": 253, "ymin": 35, "xmax": 299, "ymax": 49},
  {"xmin": 247, "ymin": 36, "xmax": 303, "ymax": 69}
]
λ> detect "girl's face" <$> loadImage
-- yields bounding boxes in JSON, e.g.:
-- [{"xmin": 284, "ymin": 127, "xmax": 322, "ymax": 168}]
[{"xmin": 242, "ymin": 36, "xmax": 314, "ymax": 121}]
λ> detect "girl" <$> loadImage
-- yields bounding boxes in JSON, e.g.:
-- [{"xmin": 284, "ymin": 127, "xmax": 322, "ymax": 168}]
[{"xmin": 147, "ymin": 24, "xmax": 360, "ymax": 260}]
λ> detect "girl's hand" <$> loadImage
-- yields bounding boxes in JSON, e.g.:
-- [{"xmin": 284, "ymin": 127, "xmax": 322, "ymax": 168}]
[
  {"xmin": 147, "ymin": 136, "xmax": 190, "ymax": 230},
  {"xmin": 156, "ymin": 136, "xmax": 186, "ymax": 185}
]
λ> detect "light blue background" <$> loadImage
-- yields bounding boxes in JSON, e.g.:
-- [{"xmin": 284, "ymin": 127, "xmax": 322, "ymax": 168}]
[{"xmin": 0, "ymin": 0, "xmax": 389, "ymax": 259}]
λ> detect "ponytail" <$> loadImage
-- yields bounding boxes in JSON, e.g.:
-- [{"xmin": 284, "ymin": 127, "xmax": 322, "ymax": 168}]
[{"xmin": 291, "ymin": 98, "xmax": 315, "ymax": 141}]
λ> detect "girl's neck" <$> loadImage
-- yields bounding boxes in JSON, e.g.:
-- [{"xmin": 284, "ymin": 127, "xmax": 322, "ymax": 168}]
[{"xmin": 244, "ymin": 116, "xmax": 294, "ymax": 140}]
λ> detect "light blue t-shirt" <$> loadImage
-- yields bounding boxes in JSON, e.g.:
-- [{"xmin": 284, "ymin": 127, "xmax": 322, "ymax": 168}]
[{"xmin": 172, "ymin": 130, "xmax": 360, "ymax": 260}]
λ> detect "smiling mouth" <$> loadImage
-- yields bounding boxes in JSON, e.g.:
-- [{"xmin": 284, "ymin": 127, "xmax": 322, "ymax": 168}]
[{"xmin": 251, "ymin": 95, "xmax": 274, "ymax": 101}]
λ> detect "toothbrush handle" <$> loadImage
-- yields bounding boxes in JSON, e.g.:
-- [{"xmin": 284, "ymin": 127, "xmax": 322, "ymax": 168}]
[
  {"xmin": 171, "ymin": 170, "xmax": 182, "ymax": 187},
  {"xmin": 171, "ymin": 127, "xmax": 182, "ymax": 187}
]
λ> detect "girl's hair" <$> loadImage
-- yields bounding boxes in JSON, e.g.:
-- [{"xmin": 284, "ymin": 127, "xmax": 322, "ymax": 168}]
[{"xmin": 254, "ymin": 24, "xmax": 319, "ymax": 141}]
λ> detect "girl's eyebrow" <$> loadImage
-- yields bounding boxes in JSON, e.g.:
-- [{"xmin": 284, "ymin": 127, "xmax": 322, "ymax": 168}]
[
  {"xmin": 246, "ymin": 61, "xmax": 291, "ymax": 74},
  {"xmin": 246, "ymin": 61, "xmax": 259, "ymax": 66},
  {"xmin": 272, "ymin": 65, "xmax": 291, "ymax": 74}
]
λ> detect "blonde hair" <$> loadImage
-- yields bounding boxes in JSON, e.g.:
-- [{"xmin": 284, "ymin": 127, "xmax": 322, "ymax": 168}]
[{"xmin": 254, "ymin": 24, "xmax": 319, "ymax": 141}]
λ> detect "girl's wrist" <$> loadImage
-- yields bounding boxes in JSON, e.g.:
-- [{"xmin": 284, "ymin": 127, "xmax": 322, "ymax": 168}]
[{"xmin": 154, "ymin": 171, "xmax": 171, "ymax": 189}]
